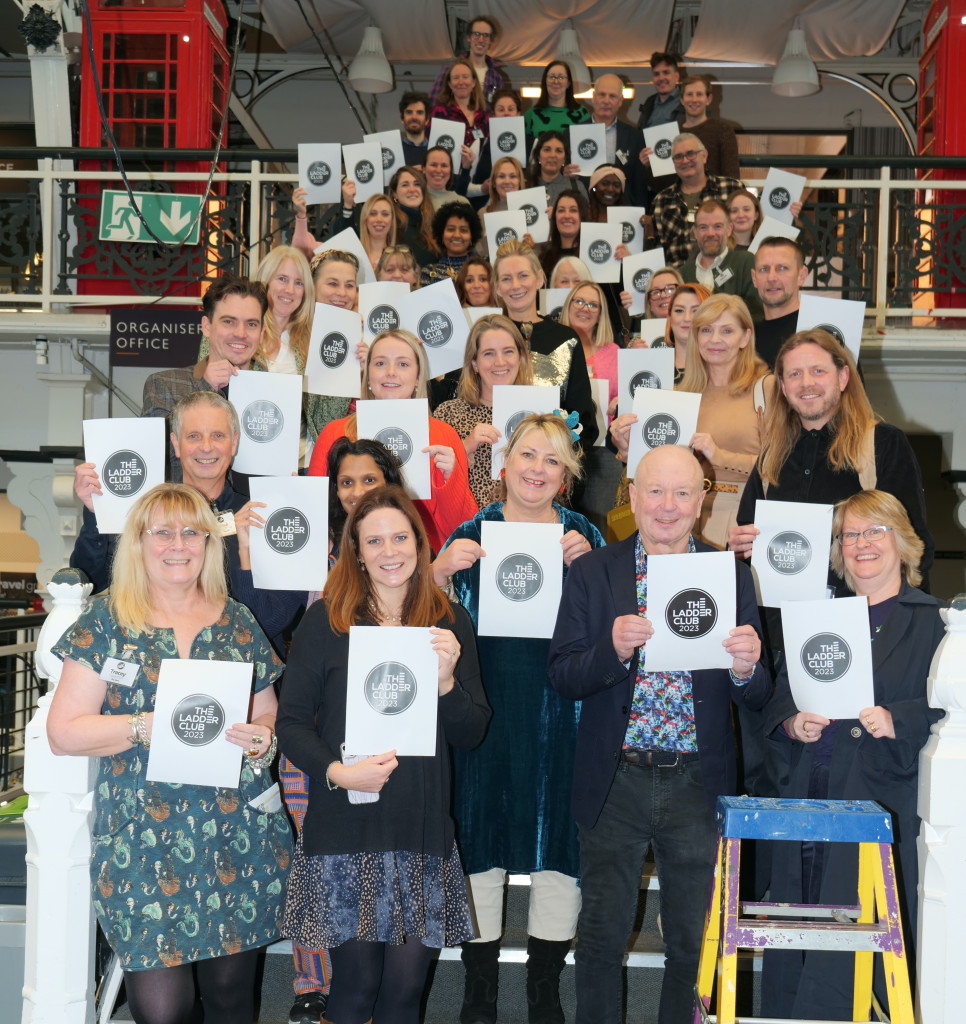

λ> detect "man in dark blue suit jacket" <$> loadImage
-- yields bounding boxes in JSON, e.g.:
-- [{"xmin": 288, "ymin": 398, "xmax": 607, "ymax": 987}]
[{"xmin": 548, "ymin": 445, "xmax": 771, "ymax": 1024}]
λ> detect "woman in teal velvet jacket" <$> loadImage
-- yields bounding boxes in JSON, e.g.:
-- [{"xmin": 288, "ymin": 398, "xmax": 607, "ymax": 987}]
[{"xmin": 435, "ymin": 412, "xmax": 603, "ymax": 1023}]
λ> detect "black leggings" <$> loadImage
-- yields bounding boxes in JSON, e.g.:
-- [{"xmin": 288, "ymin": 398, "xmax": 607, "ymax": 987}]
[
  {"xmin": 122, "ymin": 947, "xmax": 261, "ymax": 1024},
  {"xmin": 327, "ymin": 937, "xmax": 435, "ymax": 1024}
]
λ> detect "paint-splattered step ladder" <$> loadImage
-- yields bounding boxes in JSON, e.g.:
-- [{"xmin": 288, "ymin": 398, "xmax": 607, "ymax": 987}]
[{"xmin": 695, "ymin": 796, "xmax": 914, "ymax": 1024}]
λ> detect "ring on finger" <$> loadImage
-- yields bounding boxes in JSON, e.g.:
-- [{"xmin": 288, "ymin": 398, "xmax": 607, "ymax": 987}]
[
  {"xmin": 246, "ymin": 747, "xmax": 259, "ymax": 757},
  {"xmin": 252, "ymin": 734, "xmax": 263, "ymax": 746}
]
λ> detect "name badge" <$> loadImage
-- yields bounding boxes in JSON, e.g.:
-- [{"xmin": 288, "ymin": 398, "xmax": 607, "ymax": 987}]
[
  {"xmin": 616, "ymin": 148, "xmax": 629, "ymax": 165},
  {"xmin": 99, "ymin": 658, "xmax": 140, "ymax": 688},
  {"xmin": 471, "ymin": 128, "xmax": 484, "ymax": 141},
  {"xmin": 713, "ymin": 267, "xmax": 734, "ymax": 286},
  {"xmin": 214, "ymin": 509, "xmax": 236, "ymax": 537}
]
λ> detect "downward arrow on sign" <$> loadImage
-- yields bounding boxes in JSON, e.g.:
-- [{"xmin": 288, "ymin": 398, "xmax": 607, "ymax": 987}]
[{"xmin": 159, "ymin": 201, "xmax": 192, "ymax": 236}]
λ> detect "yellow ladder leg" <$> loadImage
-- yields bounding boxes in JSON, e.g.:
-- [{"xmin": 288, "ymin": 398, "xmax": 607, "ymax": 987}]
[
  {"xmin": 715, "ymin": 837, "xmax": 740, "ymax": 1024},
  {"xmin": 852, "ymin": 842, "xmax": 875, "ymax": 1021},
  {"xmin": 872, "ymin": 843, "xmax": 914, "ymax": 1024},
  {"xmin": 696, "ymin": 835, "xmax": 723, "ymax": 1020}
]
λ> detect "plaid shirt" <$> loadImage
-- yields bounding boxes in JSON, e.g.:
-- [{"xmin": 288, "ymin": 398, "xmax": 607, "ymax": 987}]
[
  {"xmin": 652, "ymin": 174, "xmax": 743, "ymax": 267},
  {"xmin": 429, "ymin": 53, "xmax": 509, "ymax": 109}
]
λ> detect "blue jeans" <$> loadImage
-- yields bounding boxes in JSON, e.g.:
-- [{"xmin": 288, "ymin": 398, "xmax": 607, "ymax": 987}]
[{"xmin": 574, "ymin": 758, "xmax": 718, "ymax": 1024}]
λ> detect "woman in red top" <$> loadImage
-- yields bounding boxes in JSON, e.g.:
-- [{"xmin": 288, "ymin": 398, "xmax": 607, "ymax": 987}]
[{"xmin": 308, "ymin": 329, "xmax": 477, "ymax": 552}]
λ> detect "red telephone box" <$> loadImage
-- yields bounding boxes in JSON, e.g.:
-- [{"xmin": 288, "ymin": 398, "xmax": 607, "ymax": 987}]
[
  {"xmin": 917, "ymin": 0, "xmax": 966, "ymax": 322},
  {"xmin": 76, "ymin": 0, "xmax": 230, "ymax": 298}
]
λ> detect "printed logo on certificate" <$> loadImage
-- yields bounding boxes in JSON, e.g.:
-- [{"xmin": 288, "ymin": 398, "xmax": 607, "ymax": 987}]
[
  {"xmin": 298, "ymin": 143, "xmax": 341, "ymax": 205},
  {"xmin": 489, "ymin": 116, "xmax": 526, "ymax": 168},
  {"xmin": 760, "ymin": 168, "xmax": 806, "ymax": 225},
  {"xmin": 622, "ymin": 248, "xmax": 668, "ymax": 317},
  {"xmin": 570, "ymin": 123, "xmax": 606, "ymax": 175},
  {"xmin": 363, "ymin": 129, "xmax": 405, "ymax": 187},
  {"xmin": 751, "ymin": 499, "xmax": 833, "ymax": 607},
  {"xmin": 490, "ymin": 384, "xmax": 559, "ymax": 478},
  {"xmin": 508, "ymin": 187, "xmax": 551, "ymax": 244},
  {"xmin": 617, "ymin": 348, "xmax": 675, "ymax": 415},
  {"xmin": 229, "ymin": 370, "xmax": 301, "ymax": 476},
  {"xmin": 305, "ymin": 302, "xmax": 363, "ymax": 398},
  {"xmin": 249, "ymin": 476, "xmax": 329, "ymax": 592},
  {"xmin": 625, "ymin": 388, "xmax": 701, "ymax": 479},
  {"xmin": 395, "ymin": 278, "xmax": 468, "ymax": 378},
  {"xmin": 342, "ymin": 142, "xmax": 383, "ymax": 202},
  {"xmin": 642, "ymin": 124, "xmax": 676, "ymax": 176},
  {"xmin": 360, "ymin": 281, "xmax": 409, "ymax": 343},
  {"xmin": 580, "ymin": 223, "xmax": 623, "ymax": 283}
]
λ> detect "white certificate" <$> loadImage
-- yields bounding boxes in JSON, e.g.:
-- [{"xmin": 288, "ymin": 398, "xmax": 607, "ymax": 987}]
[
  {"xmin": 490, "ymin": 383, "xmax": 559, "ymax": 477},
  {"xmin": 508, "ymin": 186, "xmax": 551, "ymax": 244},
  {"xmin": 147, "ymin": 659, "xmax": 253, "ymax": 788},
  {"xmin": 760, "ymin": 168, "xmax": 806, "ymax": 224},
  {"xmin": 229, "ymin": 370, "xmax": 301, "ymax": 476},
  {"xmin": 625, "ymin": 388, "xmax": 701, "ymax": 479},
  {"xmin": 465, "ymin": 305, "xmax": 504, "ymax": 327},
  {"xmin": 395, "ymin": 278, "xmax": 469, "ymax": 378},
  {"xmin": 643, "ymin": 550, "xmax": 737, "ymax": 671},
  {"xmin": 298, "ymin": 143, "xmax": 341, "ymax": 206},
  {"xmin": 590, "ymin": 378, "xmax": 609, "ymax": 447},
  {"xmin": 428, "ymin": 117, "xmax": 465, "ymax": 161},
  {"xmin": 478, "ymin": 520, "xmax": 564, "ymax": 638},
  {"xmin": 363, "ymin": 129, "xmax": 405, "ymax": 188},
  {"xmin": 796, "ymin": 293, "xmax": 866, "ymax": 364},
  {"xmin": 321, "ymin": 226, "xmax": 376, "ymax": 283},
  {"xmin": 570, "ymin": 122, "xmax": 607, "ymax": 176},
  {"xmin": 580, "ymin": 223, "xmax": 624, "ymax": 283},
  {"xmin": 483, "ymin": 209, "xmax": 528, "ymax": 258},
  {"xmin": 539, "ymin": 288, "xmax": 571, "ymax": 317},
  {"xmin": 305, "ymin": 302, "xmax": 363, "ymax": 398},
  {"xmin": 607, "ymin": 206, "xmax": 647, "ymax": 254},
  {"xmin": 356, "ymin": 398, "xmax": 431, "ymax": 500},
  {"xmin": 83, "ymin": 417, "xmax": 165, "ymax": 534},
  {"xmin": 249, "ymin": 475, "xmax": 329, "ymax": 592},
  {"xmin": 345, "ymin": 627, "xmax": 439, "ymax": 756},
  {"xmin": 617, "ymin": 348, "xmax": 675, "ymax": 415},
  {"xmin": 748, "ymin": 215, "xmax": 801, "ymax": 254},
  {"xmin": 781, "ymin": 596, "xmax": 875, "ymax": 719},
  {"xmin": 622, "ymin": 248, "xmax": 668, "ymax": 317},
  {"xmin": 751, "ymin": 499, "xmax": 834, "ymax": 608},
  {"xmin": 359, "ymin": 281, "xmax": 409, "ymax": 343},
  {"xmin": 489, "ymin": 116, "xmax": 527, "ymax": 169},
  {"xmin": 642, "ymin": 124, "xmax": 677, "ymax": 176},
  {"xmin": 342, "ymin": 142, "xmax": 383, "ymax": 203},
  {"xmin": 637, "ymin": 317, "xmax": 669, "ymax": 347}
]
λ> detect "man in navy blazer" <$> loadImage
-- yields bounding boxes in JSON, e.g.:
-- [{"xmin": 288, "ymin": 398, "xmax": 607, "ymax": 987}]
[{"xmin": 548, "ymin": 445, "xmax": 771, "ymax": 1024}]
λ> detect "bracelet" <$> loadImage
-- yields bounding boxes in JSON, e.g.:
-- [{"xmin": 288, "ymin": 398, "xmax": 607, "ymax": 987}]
[
  {"xmin": 126, "ymin": 714, "xmax": 139, "ymax": 747},
  {"xmin": 729, "ymin": 667, "xmax": 754, "ymax": 686},
  {"xmin": 130, "ymin": 710, "xmax": 150, "ymax": 749},
  {"xmin": 325, "ymin": 763, "xmax": 339, "ymax": 791},
  {"xmin": 295, "ymin": 213, "xmax": 307, "ymax": 220},
  {"xmin": 247, "ymin": 730, "xmax": 278, "ymax": 771}
]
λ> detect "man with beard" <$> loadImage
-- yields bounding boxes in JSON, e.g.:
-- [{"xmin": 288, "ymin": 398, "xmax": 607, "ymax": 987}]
[
  {"xmin": 678, "ymin": 200, "xmax": 762, "ymax": 319},
  {"xmin": 399, "ymin": 91, "xmax": 430, "ymax": 168},
  {"xmin": 752, "ymin": 237, "xmax": 809, "ymax": 367}
]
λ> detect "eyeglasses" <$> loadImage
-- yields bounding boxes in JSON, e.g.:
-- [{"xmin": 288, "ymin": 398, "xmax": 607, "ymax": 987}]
[
  {"xmin": 572, "ymin": 298, "xmax": 601, "ymax": 312},
  {"xmin": 469, "ymin": 30, "xmax": 492, "ymax": 40},
  {"xmin": 143, "ymin": 527, "xmax": 210, "ymax": 548},
  {"xmin": 647, "ymin": 284, "xmax": 678, "ymax": 297},
  {"xmin": 672, "ymin": 149, "xmax": 703, "ymax": 163},
  {"xmin": 837, "ymin": 525, "xmax": 893, "ymax": 546},
  {"xmin": 546, "ymin": 74, "xmax": 569, "ymax": 83},
  {"xmin": 382, "ymin": 245, "xmax": 413, "ymax": 256}
]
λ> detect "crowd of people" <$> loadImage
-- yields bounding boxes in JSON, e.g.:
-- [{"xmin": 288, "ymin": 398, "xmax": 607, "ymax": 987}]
[{"xmin": 47, "ymin": 21, "xmax": 944, "ymax": 1024}]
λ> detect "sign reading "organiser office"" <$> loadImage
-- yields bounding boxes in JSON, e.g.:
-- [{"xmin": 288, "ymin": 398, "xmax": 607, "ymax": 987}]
[{"xmin": 110, "ymin": 308, "xmax": 203, "ymax": 368}]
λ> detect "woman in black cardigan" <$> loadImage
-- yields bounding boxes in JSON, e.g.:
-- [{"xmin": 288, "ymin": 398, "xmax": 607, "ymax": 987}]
[{"xmin": 276, "ymin": 486, "xmax": 490, "ymax": 1024}]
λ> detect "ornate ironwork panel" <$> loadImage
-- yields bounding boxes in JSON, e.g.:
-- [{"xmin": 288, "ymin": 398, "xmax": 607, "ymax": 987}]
[{"xmin": 0, "ymin": 184, "xmax": 43, "ymax": 296}]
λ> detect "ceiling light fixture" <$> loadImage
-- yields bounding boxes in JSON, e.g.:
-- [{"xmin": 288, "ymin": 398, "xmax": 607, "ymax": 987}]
[
  {"xmin": 348, "ymin": 26, "xmax": 393, "ymax": 93},
  {"xmin": 556, "ymin": 24, "xmax": 592, "ymax": 94},
  {"xmin": 771, "ymin": 19, "xmax": 820, "ymax": 97}
]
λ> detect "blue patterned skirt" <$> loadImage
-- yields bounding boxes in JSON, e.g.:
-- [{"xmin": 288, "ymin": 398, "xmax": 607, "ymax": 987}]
[{"xmin": 283, "ymin": 834, "xmax": 475, "ymax": 949}]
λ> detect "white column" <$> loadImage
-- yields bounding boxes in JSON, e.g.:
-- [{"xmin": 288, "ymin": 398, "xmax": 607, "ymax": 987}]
[
  {"xmin": 917, "ymin": 599, "xmax": 966, "ymax": 1024},
  {"xmin": 22, "ymin": 575, "xmax": 96, "ymax": 1024}
]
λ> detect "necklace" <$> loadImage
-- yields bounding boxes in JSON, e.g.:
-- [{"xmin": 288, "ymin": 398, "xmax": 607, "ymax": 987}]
[{"xmin": 379, "ymin": 609, "xmax": 402, "ymax": 624}]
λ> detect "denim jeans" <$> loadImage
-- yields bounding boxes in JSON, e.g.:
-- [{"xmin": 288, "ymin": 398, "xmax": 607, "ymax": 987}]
[{"xmin": 574, "ymin": 758, "xmax": 718, "ymax": 1024}]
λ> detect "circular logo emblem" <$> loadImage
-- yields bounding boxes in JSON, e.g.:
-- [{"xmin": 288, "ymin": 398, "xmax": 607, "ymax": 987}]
[
  {"xmin": 102, "ymin": 450, "xmax": 147, "ymax": 497},
  {"xmin": 588, "ymin": 240, "xmax": 612, "ymax": 264},
  {"xmin": 307, "ymin": 161, "xmax": 331, "ymax": 187},
  {"xmin": 577, "ymin": 139, "xmax": 598, "ymax": 160},
  {"xmin": 380, "ymin": 146, "xmax": 395, "ymax": 170},
  {"xmin": 496, "ymin": 553, "xmax": 544, "ymax": 602},
  {"xmin": 497, "ymin": 131, "xmax": 516, "ymax": 153},
  {"xmin": 417, "ymin": 310, "xmax": 454, "ymax": 347},
  {"xmin": 770, "ymin": 187, "xmax": 791, "ymax": 210},
  {"xmin": 495, "ymin": 226, "xmax": 519, "ymax": 246},
  {"xmin": 320, "ymin": 331, "xmax": 349, "ymax": 368},
  {"xmin": 766, "ymin": 531, "xmax": 812, "ymax": 576},
  {"xmin": 815, "ymin": 322, "xmax": 846, "ymax": 345},
  {"xmin": 242, "ymin": 400, "xmax": 284, "ymax": 444},
  {"xmin": 437, "ymin": 133, "xmax": 456, "ymax": 153},
  {"xmin": 629, "ymin": 370, "xmax": 662, "ymax": 397},
  {"xmin": 520, "ymin": 203, "xmax": 539, "ymax": 227},
  {"xmin": 367, "ymin": 303, "xmax": 400, "ymax": 335},
  {"xmin": 364, "ymin": 661, "xmax": 417, "ymax": 715},
  {"xmin": 504, "ymin": 409, "xmax": 534, "ymax": 439},
  {"xmin": 374, "ymin": 426, "xmax": 413, "ymax": 464},
  {"xmin": 633, "ymin": 268, "xmax": 653, "ymax": 293},
  {"xmin": 172, "ymin": 694, "xmax": 225, "ymax": 747},
  {"xmin": 620, "ymin": 220, "xmax": 635, "ymax": 244},
  {"xmin": 801, "ymin": 632, "xmax": 852, "ymax": 682},
  {"xmin": 642, "ymin": 413, "xmax": 679, "ymax": 448},
  {"xmin": 655, "ymin": 138, "xmax": 673, "ymax": 160},
  {"xmin": 665, "ymin": 589, "xmax": 718, "ymax": 638},
  {"xmin": 265, "ymin": 506, "xmax": 310, "ymax": 555},
  {"xmin": 355, "ymin": 159, "xmax": 376, "ymax": 184}
]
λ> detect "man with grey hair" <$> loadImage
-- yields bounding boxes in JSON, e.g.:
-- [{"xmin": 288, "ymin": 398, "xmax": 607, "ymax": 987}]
[
  {"xmin": 587, "ymin": 73, "xmax": 647, "ymax": 207},
  {"xmin": 650, "ymin": 132, "xmax": 742, "ymax": 266}
]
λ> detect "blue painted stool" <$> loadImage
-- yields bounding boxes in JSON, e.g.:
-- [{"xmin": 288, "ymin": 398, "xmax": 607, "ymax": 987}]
[{"xmin": 694, "ymin": 796, "xmax": 913, "ymax": 1024}]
